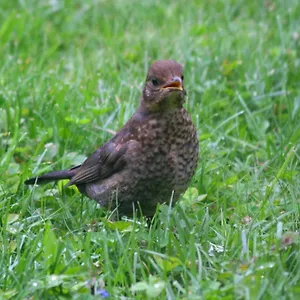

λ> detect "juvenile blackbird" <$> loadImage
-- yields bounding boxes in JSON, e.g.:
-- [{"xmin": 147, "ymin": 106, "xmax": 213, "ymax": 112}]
[{"xmin": 25, "ymin": 60, "xmax": 199, "ymax": 217}]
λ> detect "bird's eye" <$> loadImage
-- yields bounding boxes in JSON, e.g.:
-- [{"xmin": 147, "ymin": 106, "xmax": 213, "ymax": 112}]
[
  {"xmin": 151, "ymin": 77, "xmax": 159, "ymax": 86},
  {"xmin": 181, "ymin": 75, "xmax": 184, "ymax": 81}
]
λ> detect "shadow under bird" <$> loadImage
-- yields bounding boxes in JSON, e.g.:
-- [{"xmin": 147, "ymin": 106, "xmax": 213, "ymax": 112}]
[{"xmin": 25, "ymin": 60, "xmax": 199, "ymax": 217}]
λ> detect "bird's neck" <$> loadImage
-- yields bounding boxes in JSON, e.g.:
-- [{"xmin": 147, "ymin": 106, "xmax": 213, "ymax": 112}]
[{"xmin": 137, "ymin": 99, "xmax": 184, "ymax": 114}]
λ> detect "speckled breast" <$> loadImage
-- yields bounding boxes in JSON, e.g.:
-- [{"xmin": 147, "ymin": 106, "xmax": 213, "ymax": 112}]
[{"xmin": 128, "ymin": 108, "xmax": 199, "ymax": 206}]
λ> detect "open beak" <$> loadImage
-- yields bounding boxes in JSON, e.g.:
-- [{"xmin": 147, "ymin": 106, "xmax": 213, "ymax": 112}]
[{"xmin": 162, "ymin": 76, "xmax": 183, "ymax": 90}]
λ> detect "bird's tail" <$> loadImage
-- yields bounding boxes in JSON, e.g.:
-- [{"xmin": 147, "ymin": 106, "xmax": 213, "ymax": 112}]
[{"xmin": 24, "ymin": 166, "xmax": 80, "ymax": 185}]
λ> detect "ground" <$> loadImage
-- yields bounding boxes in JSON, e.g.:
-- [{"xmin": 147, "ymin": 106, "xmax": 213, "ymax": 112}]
[{"xmin": 0, "ymin": 0, "xmax": 299, "ymax": 299}]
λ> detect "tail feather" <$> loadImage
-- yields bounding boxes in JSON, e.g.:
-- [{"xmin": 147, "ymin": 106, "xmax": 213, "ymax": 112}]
[{"xmin": 25, "ymin": 168, "xmax": 79, "ymax": 185}]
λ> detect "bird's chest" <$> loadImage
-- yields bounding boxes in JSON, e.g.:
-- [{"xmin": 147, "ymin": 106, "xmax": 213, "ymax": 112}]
[{"xmin": 132, "ymin": 110, "xmax": 198, "ymax": 185}]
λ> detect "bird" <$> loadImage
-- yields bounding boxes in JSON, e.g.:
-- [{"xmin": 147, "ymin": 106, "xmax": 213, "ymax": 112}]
[{"xmin": 25, "ymin": 60, "xmax": 199, "ymax": 217}]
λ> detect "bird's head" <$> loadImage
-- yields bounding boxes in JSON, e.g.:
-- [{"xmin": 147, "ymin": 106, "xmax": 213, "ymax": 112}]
[{"xmin": 141, "ymin": 60, "xmax": 186, "ymax": 112}]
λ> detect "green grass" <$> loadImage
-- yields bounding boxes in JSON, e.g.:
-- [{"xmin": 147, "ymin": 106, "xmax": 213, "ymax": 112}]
[{"xmin": 0, "ymin": 0, "xmax": 300, "ymax": 298}]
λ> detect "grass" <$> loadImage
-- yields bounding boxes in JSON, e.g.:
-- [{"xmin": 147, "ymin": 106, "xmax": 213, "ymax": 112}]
[{"xmin": 0, "ymin": 0, "xmax": 299, "ymax": 298}]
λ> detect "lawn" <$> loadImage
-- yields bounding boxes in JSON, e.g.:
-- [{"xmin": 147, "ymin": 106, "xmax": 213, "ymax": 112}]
[{"xmin": 0, "ymin": 0, "xmax": 299, "ymax": 299}]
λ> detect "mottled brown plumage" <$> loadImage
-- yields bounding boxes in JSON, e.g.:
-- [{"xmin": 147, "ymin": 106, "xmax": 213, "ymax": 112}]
[{"xmin": 25, "ymin": 60, "xmax": 199, "ymax": 217}]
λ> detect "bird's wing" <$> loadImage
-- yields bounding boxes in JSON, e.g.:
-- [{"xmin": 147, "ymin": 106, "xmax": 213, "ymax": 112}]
[
  {"xmin": 67, "ymin": 141, "xmax": 128, "ymax": 186},
  {"xmin": 67, "ymin": 112, "xmax": 144, "ymax": 186}
]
